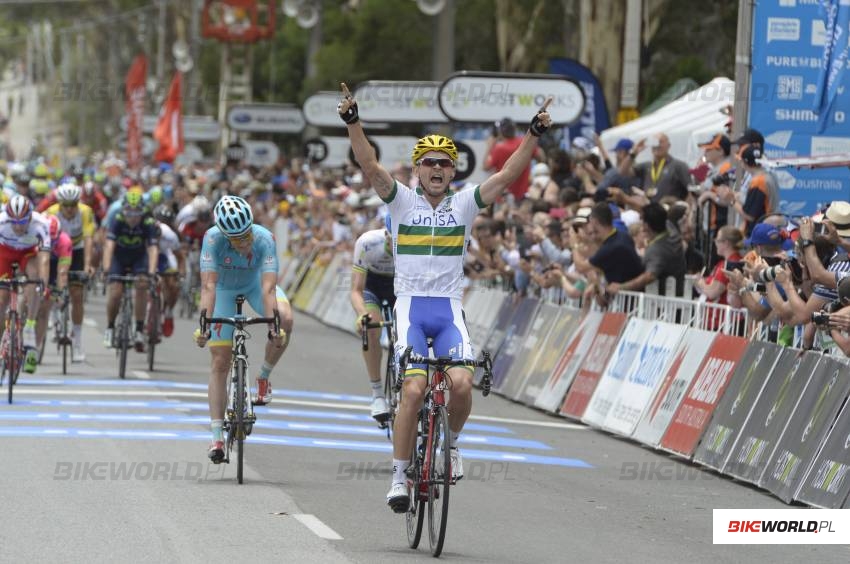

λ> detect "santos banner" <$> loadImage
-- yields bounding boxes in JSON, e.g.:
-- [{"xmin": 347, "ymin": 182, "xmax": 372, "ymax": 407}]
[
  {"xmin": 490, "ymin": 298, "xmax": 540, "ymax": 392},
  {"xmin": 760, "ymin": 357, "xmax": 850, "ymax": 503},
  {"xmin": 796, "ymin": 397, "xmax": 850, "ymax": 509},
  {"xmin": 500, "ymin": 303, "xmax": 563, "ymax": 401},
  {"xmin": 521, "ymin": 308, "xmax": 587, "ymax": 408},
  {"xmin": 601, "ymin": 321, "xmax": 686, "ymax": 437},
  {"xmin": 560, "ymin": 312, "xmax": 627, "ymax": 419},
  {"xmin": 533, "ymin": 310, "xmax": 603, "ymax": 413},
  {"xmin": 660, "ymin": 334, "xmax": 749, "ymax": 457},
  {"xmin": 632, "ymin": 329, "xmax": 716, "ymax": 447},
  {"xmin": 582, "ymin": 318, "xmax": 655, "ymax": 428},
  {"xmin": 724, "ymin": 351, "xmax": 821, "ymax": 484},
  {"xmin": 693, "ymin": 342, "xmax": 784, "ymax": 471}
]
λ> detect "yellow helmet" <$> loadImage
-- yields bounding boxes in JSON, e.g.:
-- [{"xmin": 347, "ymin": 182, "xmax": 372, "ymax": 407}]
[
  {"xmin": 123, "ymin": 187, "xmax": 144, "ymax": 209},
  {"xmin": 411, "ymin": 134, "xmax": 458, "ymax": 165}
]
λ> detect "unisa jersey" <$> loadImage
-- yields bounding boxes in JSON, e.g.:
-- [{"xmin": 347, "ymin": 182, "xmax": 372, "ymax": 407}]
[
  {"xmin": 383, "ymin": 181, "xmax": 486, "ymax": 300},
  {"xmin": 200, "ymin": 224, "xmax": 278, "ymax": 290}
]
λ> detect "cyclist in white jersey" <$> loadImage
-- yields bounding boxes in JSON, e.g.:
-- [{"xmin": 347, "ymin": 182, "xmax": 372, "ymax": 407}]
[
  {"xmin": 350, "ymin": 217, "xmax": 395, "ymax": 424},
  {"xmin": 339, "ymin": 83, "xmax": 552, "ymax": 512},
  {"xmin": 153, "ymin": 205, "xmax": 183, "ymax": 337}
]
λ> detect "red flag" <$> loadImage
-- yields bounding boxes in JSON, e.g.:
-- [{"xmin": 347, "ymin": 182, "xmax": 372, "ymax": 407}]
[
  {"xmin": 154, "ymin": 72, "xmax": 184, "ymax": 163},
  {"xmin": 124, "ymin": 55, "xmax": 147, "ymax": 170}
]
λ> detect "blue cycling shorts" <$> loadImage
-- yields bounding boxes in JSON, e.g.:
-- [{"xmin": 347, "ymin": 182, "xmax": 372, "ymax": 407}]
[{"xmin": 393, "ymin": 296, "xmax": 474, "ymax": 378}]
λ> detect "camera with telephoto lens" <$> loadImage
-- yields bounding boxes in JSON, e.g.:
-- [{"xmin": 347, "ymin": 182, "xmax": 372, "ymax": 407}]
[
  {"xmin": 712, "ymin": 172, "xmax": 733, "ymax": 186},
  {"xmin": 811, "ymin": 311, "xmax": 830, "ymax": 326},
  {"xmin": 757, "ymin": 265, "xmax": 781, "ymax": 283}
]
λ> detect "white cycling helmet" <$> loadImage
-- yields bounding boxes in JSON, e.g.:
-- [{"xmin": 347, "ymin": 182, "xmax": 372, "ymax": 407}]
[
  {"xmin": 192, "ymin": 194, "xmax": 211, "ymax": 213},
  {"xmin": 56, "ymin": 182, "xmax": 82, "ymax": 203},
  {"xmin": 214, "ymin": 195, "xmax": 253, "ymax": 236},
  {"xmin": 6, "ymin": 194, "xmax": 33, "ymax": 221}
]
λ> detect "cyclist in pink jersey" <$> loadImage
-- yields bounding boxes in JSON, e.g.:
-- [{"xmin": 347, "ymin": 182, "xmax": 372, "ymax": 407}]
[{"xmin": 36, "ymin": 215, "xmax": 72, "ymax": 357}]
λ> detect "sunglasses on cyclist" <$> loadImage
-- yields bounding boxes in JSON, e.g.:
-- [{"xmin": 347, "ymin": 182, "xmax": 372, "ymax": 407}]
[
  {"xmin": 417, "ymin": 157, "xmax": 455, "ymax": 168},
  {"xmin": 60, "ymin": 202, "xmax": 78, "ymax": 208},
  {"xmin": 227, "ymin": 230, "xmax": 254, "ymax": 244},
  {"xmin": 9, "ymin": 216, "xmax": 30, "ymax": 226}
]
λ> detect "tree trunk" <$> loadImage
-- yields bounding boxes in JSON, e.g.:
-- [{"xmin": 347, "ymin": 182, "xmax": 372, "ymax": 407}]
[{"xmin": 579, "ymin": 0, "xmax": 626, "ymax": 117}]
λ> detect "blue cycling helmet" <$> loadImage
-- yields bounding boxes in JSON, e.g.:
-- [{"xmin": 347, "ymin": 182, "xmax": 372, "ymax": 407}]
[
  {"xmin": 214, "ymin": 195, "xmax": 253, "ymax": 236},
  {"xmin": 384, "ymin": 214, "xmax": 392, "ymax": 232}
]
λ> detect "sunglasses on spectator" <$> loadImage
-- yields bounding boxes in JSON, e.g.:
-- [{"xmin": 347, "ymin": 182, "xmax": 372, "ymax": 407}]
[
  {"xmin": 416, "ymin": 157, "xmax": 455, "ymax": 168},
  {"xmin": 227, "ymin": 230, "xmax": 254, "ymax": 244}
]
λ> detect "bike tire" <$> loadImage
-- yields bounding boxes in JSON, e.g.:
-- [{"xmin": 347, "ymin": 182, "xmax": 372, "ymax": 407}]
[
  {"xmin": 406, "ymin": 408, "xmax": 426, "ymax": 549},
  {"xmin": 383, "ymin": 351, "xmax": 397, "ymax": 442},
  {"xmin": 428, "ymin": 405, "xmax": 451, "ymax": 557},
  {"xmin": 147, "ymin": 294, "xmax": 160, "ymax": 371},
  {"xmin": 8, "ymin": 311, "xmax": 17, "ymax": 403},
  {"xmin": 118, "ymin": 307, "xmax": 129, "ymax": 380},
  {"xmin": 62, "ymin": 305, "xmax": 69, "ymax": 375},
  {"xmin": 235, "ymin": 359, "xmax": 246, "ymax": 485}
]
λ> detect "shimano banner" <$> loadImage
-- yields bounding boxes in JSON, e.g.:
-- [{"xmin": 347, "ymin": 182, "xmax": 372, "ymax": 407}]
[{"xmin": 749, "ymin": 0, "xmax": 850, "ymax": 215}]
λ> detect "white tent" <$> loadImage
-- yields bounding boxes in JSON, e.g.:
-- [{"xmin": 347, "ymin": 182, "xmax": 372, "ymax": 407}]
[{"xmin": 599, "ymin": 77, "xmax": 734, "ymax": 168}]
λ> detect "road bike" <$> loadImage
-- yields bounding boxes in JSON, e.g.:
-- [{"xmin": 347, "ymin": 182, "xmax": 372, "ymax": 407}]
[
  {"xmin": 360, "ymin": 299, "xmax": 396, "ymax": 438},
  {"xmin": 0, "ymin": 263, "xmax": 43, "ymax": 404},
  {"xmin": 397, "ymin": 346, "xmax": 493, "ymax": 557},
  {"xmin": 145, "ymin": 276, "xmax": 162, "ymax": 371},
  {"xmin": 200, "ymin": 296, "xmax": 280, "ymax": 484},
  {"xmin": 110, "ymin": 273, "xmax": 151, "ymax": 379}
]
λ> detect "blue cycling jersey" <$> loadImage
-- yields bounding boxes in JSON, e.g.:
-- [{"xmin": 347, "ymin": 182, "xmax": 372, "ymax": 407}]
[{"xmin": 200, "ymin": 224, "xmax": 278, "ymax": 289}]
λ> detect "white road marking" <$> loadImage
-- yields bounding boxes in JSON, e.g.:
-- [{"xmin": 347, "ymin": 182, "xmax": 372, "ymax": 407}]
[
  {"xmin": 132, "ymin": 371, "xmax": 150, "ymax": 380},
  {"xmin": 16, "ymin": 389, "xmax": 587, "ymax": 430},
  {"xmin": 291, "ymin": 514, "xmax": 343, "ymax": 540},
  {"xmin": 83, "ymin": 318, "xmax": 97, "ymax": 328}
]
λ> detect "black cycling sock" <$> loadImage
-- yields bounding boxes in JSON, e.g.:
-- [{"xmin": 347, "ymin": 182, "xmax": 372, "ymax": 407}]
[{"xmin": 135, "ymin": 321, "xmax": 144, "ymax": 332}]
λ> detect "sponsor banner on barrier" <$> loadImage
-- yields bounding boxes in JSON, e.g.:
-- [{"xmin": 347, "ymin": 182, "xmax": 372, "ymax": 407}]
[
  {"xmin": 633, "ymin": 329, "xmax": 716, "ymax": 447},
  {"xmin": 582, "ymin": 318, "xmax": 655, "ymax": 428},
  {"xmin": 306, "ymin": 254, "xmax": 344, "ymax": 318},
  {"xmin": 316, "ymin": 254, "xmax": 349, "ymax": 321},
  {"xmin": 660, "ymin": 335, "xmax": 749, "ymax": 457},
  {"xmin": 561, "ymin": 312, "xmax": 627, "ymax": 419},
  {"xmin": 725, "ymin": 351, "xmax": 821, "ymax": 485},
  {"xmin": 760, "ymin": 358, "xmax": 850, "ymax": 503},
  {"xmin": 533, "ymin": 310, "xmax": 602, "ymax": 413},
  {"xmin": 795, "ymin": 398, "xmax": 850, "ymax": 509},
  {"xmin": 602, "ymin": 321, "xmax": 687, "ymax": 437},
  {"xmin": 292, "ymin": 263, "xmax": 327, "ymax": 311},
  {"xmin": 693, "ymin": 342, "xmax": 784, "ymax": 471},
  {"xmin": 522, "ymin": 308, "xmax": 587, "ymax": 407},
  {"xmin": 491, "ymin": 298, "xmax": 540, "ymax": 392},
  {"xmin": 500, "ymin": 303, "xmax": 562, "ymax": 401},
  {"xmin": 713, "ymin": 508, "xmax": 850, "ymax": 544},
  {"xmin": 461, "ymin": 288, "xmax": 489, "ymax": 345},
  {"xmin": 476, "ymin": 297, "xmax": 517, "ymax": 386}
]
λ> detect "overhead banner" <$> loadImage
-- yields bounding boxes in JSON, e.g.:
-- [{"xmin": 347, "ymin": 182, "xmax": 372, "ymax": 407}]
[
  {"xmin": 749, "ymin": 0, "xmax": 850, "ymax": 215},
  {"xmin": 120, "ymin": 114, "xmax": 220, "ymax": 141},
  {"xmin": 660, "ymin": 335, "xmax": 750, "ymax": 457},
  {"xmin": 500, "ymin": 303, "xmax": 562, "ymax": 401},
  {"xmin": 533, "ymin": 310, "xmax": 603, "ymax": 413},
  {"xmin": 796, "ymin": 398, "xmax": 850, "ymax": 508},
  {"xmin": 490, "ymin": 298, "xmax": 540, "ymax": 392},
  {"xmin": 548, "ymin": 58, "xmax": 612, "ymax": 142},
  {"xmin": 227, "ymin": 104, "xmax": 305, "ymax": 133},
  {"xmin": 438, "ymin": 72, "xmax": 586, "ymax": 125},
  {"xmin": 560, "ymin": 312, "xmax": 627, "ymax": 419},
  {"xmin": 303, "ymin": 91, "xmax": 347, "ymax": 128},
  {"xmin": 760, "ymin": 358, "xmax": 850, "ymax": 503},
  {"xmin": 633, "ymin": 329, "xmax": 716, "ymax": 447},
  {"xmin": 601, "ymin": 322, "xmax": 687, "ymax": 437},
  {"xmin": 521, "ymin": 308, "xmax": 588, "ymax": 407},
  {"xmin": 724, "ymin": 351, "xmax": 820, "ymax": 484},
  {"xmin": 354, "ymin": 81, "xmax": 448, "ymax": 123},
  {"xmin": 693, "ymin": 342, "xmax": 784, "ymax": 471},
  {"xmin": 582, "ymin": 318, "xmax": 655, "ymax": 428}
]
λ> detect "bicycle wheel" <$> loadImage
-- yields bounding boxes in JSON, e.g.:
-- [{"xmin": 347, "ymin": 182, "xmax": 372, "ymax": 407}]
[
  {"xmin": 147, "ymin": 293, "xmax": 160, "ymax": 371},
  {"xmin": 406, "ymin": 408, "xmax": 426, "ymax": 549},
  {"xmin": 234, "ymin": 358, "xmax": 247, "ymax": 484},
  {"xmin": 62, "ymin": 303, "xmax": 70, "ymax": 375},
  {"xmin": 118, "ymin": 304, "xmax": 129, "ymax": 380},
  {"xmin": 8, "ymin": 311, "xmax": 18, "ymax": 403},
  {"xmin": 428, "ymin": 405, "xmax": 451, "ymax": 557},
  {"xmin": 383, "ymin": 352, "xmax": 397, "ymax": 441}
]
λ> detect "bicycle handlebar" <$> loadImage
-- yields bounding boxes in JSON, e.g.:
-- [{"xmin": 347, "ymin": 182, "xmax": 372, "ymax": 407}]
[
  {"xmin": 0, "ymin": 277, "xmax": 44, "ymax": 293},
  {"xmin": 359, "ymin": 314, "xmax": 393, "ymax": 351},
  {"xmin": 199, "ymin": 308, "xmax": 281, "ymax": 341},
  {"xmin": 397, "ymin": 346, "xmax": 493, "ymax": 397}
]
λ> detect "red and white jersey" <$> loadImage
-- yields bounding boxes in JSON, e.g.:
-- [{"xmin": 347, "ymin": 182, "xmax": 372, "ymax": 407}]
[{"xmin": 0, "ymin": 211, "xmax": 51, "ymax": 252}]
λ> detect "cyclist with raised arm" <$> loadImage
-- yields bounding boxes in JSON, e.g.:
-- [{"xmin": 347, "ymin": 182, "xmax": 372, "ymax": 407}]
[
  {"xmin": 0, "ymin": 195, "xmax": 51, "ymax": 373},
  {"xmin": 192, "ymin": 195, "xmax": 293, "ymax": 463},
  {"xmin": 44, "ymin": 182, "xmax": 95, "ymax": 362},
  {"xmin": 101, "ymin": 191, "xmax": 159, "ymax": 351},
  {"xmin": 350, "ymin": 215, "xmax": 396, "ymax": 424},
  {"xmin": 338, "ymin": 83, "xmax": 552, "ymax": 511}
]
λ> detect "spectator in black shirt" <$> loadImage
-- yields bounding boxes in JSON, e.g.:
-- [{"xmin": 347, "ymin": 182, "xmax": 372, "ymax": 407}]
[{"xmin": 574, "ymin": 203, "xmax": 644, "ymax": 294}]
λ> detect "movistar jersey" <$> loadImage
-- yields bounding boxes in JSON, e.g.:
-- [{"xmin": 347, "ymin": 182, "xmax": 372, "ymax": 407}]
[
  {"xmin": 383, "ymin": 181, "xmax": 485, "ymax": 299},
  {"xmin": 199, "ymin": 224, "xmax": 278, "ymax": 290}
]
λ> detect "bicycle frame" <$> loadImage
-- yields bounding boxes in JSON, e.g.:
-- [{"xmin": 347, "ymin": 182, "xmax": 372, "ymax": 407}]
[
  {"xmin": 360, "ymin": 300, "xmax": 397, "ymax": 436},
  {"xmin": 0, "ymin": 263, "xmax": 44, "ymax": 403}
]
